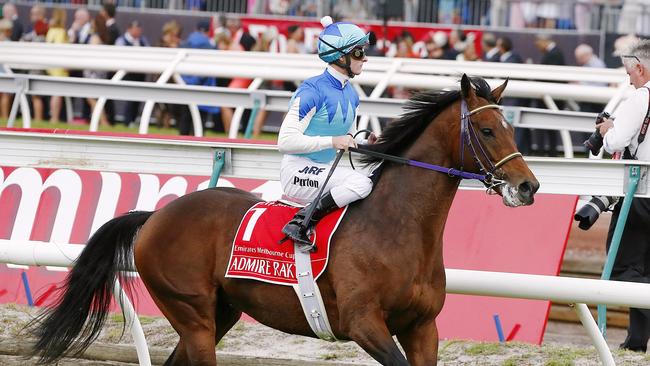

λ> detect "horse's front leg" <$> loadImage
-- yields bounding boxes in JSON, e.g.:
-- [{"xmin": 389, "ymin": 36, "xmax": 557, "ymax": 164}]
[
  {"xmin": 340, "ymin": 307, "xmax": 410, "ymax": 366},
  {"xmin": 396, "ymin": 317, "xmax": 439, "ymax": 366}
]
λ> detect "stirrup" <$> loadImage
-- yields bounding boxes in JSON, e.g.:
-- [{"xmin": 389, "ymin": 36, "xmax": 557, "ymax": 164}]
[{"xmin": 280, "ymin": 226, "xmax": 317, "ymax": 253}]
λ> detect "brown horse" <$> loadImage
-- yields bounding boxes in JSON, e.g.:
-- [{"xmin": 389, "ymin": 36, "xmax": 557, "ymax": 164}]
[{"xmin": 29, "ymin": 74, "xmax": 539, "ymax": 366}]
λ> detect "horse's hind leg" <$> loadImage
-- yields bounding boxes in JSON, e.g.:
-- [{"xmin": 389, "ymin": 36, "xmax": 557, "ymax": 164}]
[
  {"xmin": 396, "ymin": 318, "xmax": 440, "ymax": 366},
  {"xmin": 341, "ymin": 307, "xmax": 409, "ymax": 365},
  {"xmin": 144, "ymin": 281, "xmax": 218, "ymax": 365},
  {"xmin": 163, "ymin": 294, "xmax": 218, "ymax": 365},
  {"xmin": 163, "ymin": 340, "xmax": 186, "ymax": 366},
  {"xmin": 215, "ymin": 289, "xmax": 242, "ymax": 344}
]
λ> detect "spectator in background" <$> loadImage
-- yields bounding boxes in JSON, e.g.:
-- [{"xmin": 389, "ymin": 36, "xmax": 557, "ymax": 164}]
[
  {"xmin": 498, "ymin": 36, "xmax": 531, "ymax": 155},
  {"xmin": 45, "ymin": 8, "xmax": 68, "ymax": 124},
  {"xmin": 2, "ymin": 3, "xmax": 23, "ymax": 41},
  {"xmin": 0, "ymin": 19, "xmax": 11, "ymax": 41},
  {"xmin": 68, "ymin": 7, "xmax": 92, "ymax": 45},
  {"xmin": 83, "ymin": 34, "xmax": 111, "ymax": 127},
  {"xmin": 214, "ymin": 29, "xmax": 232, "ymax": 51},
  {"xmin": 574, "ymin": 43, "xmax": 607, "ymax": 114},
  {"xmin": 536, "ymin": 34, "xmax": 565, "ymax": 66},
  {"xmin": 394, "ymin": 35, "xmax": 417, "ymax": 59},
  {"xmin": 115, "ymin": 20, "xmax": 150, "ymax": 126},
  {"xmin": 95, "ymin": 3, "xmax": 119, "ymax": 125},
  {"xmin": 423, "ymin": 32, "xmax": 444, "ymax": 59},
  {"xmin": 433, "ymin": 31, "xmax": 458, "ymax": 60},
  {"xmin": 575, "ymin": 44, "xmax": 606, "ymax": 82},
  {"xmin": 68, "ymin": 7, "xmax": 93, "ymax": 122},
  {"xmin": 286, "ymin": 24, "xmax": 306, "ymax": 54},
  {"xmin": 0, "ymin": 19, "xmax": 12, "ymax": 121},
  {"xmin": 389, "ymin": 35, "xmax": 418, "ymax": 99},
  {"xmin": 534, "ymin": 34, "xmax": 566, "ymax": 157},
  {"xmin": 455, "ymin": 31, "xmax": 478, "ymax": 61},
  {"xmin": 159, "ymin": 20, "xmax": 182, "ymax": 48},
  {"xmin": 497, "ymin": 36, "xmax": 523, "ymax": 63},
  {"xmin": 22, "ymin": 5, "xmax": 47, "ymax": 42},
  {"xmin": 448, "ymin": 29, "xmax": 467, "ymax": 55},
  {"xmin": 481, "ymin": 32, "xmax": 500, "ymax": 62},
  {"xmin": 218, "ymin": 24, "xmax": 257, "ymax": 134},
  {"xmin": 22, "ymin": 5, "xmax": 49, "ymax": 122},
  {"xmin": 459, "ymin": 41, "xmax": 479, "ymax": 61},
  {"xmin": 154, "ymin": 20, "xmax": 183, "ymax": 129},
  {"xmin": 226, "ymin": 17, "xmax": 244, "ymax": 46},
  {"xmin": 178, "ymin": 19, "xmax": 216, "ymax": 135},
  {"xmin": 99, "ymin": 2, "xmax": 120, "ymax": 46},
  {"xmin": 250, "ymin": 27, "xmax": 280, "ymax": 138}
]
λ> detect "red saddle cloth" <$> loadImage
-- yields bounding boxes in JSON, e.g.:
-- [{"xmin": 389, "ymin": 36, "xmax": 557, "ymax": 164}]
[{"xmin": 225, "ymin": 201, "xmax": 347, "ymax": 285}]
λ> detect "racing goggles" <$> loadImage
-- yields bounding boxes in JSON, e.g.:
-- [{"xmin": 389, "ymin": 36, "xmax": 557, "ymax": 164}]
[{"xmin": 349, "ymin": 47, "xmax": 366, "ymax": 60}]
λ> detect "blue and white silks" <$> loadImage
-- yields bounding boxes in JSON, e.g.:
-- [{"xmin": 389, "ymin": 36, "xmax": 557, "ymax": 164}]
[{"xmin": 278, "ymin": 66, "xmax": 359, "ymax": 164}]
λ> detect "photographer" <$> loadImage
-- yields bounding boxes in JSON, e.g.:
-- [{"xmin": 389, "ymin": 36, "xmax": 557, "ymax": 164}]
[{"xmin": 597, "ymin": 39, "xmax": 650, "ymax": 352}]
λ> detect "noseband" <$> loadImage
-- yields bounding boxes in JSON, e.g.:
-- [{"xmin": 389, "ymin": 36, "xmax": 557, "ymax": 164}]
[{"xmin": 460, "ymin": 98, "xmax": 522, "ymax": 192}]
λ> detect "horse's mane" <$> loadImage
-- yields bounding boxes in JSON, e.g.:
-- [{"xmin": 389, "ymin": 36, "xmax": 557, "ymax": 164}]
[{"xmin": 361, "ymin": 76, "xmax": 497, "ymax": 166}]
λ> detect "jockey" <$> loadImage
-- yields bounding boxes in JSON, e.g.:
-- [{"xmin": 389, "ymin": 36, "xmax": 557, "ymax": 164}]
[{"xmin": 278, "ymin": 16, "xmax": 376, "ymax": 252}]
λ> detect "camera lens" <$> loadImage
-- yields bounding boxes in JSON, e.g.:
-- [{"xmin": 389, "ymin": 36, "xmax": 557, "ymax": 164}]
[{"xmin": 574, "ymin": 196, "xmax": 615, "ymax": 230}]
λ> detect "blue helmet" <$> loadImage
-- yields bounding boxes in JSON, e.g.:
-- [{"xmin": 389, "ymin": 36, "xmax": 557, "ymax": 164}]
[{"xmin": 317, "ymin": 18, "xmax": 369, "ymax": 64}]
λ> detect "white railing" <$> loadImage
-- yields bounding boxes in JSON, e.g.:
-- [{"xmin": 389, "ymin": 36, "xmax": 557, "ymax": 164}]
[
  {"xmin": 0, "ymin": 73, "xmax": 621, "ymax": 158},
  {"xmin": 0, "ymin": 42, "xmax": 629, "ymax": 149},
  {"xmin": 3, "ymin": 239, "xmax": 646, "ymax": 366},
  {"xmin": 1, "ymin": 129, "xmax": 649, "ymax": 198}
]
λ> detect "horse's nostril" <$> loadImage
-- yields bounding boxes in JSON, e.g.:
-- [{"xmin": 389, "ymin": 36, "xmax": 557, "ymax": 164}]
[{"xmin": 518, "ymin": 180, "xmax": 540, "ymax": 196}]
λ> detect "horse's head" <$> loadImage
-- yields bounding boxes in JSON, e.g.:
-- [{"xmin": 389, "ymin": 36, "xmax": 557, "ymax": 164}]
[{"xmin": 456, "ymin": 74, "xmax": 539, "ymax": 206}]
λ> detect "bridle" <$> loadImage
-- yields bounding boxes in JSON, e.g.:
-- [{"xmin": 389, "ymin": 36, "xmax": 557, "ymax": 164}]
[
  {"xmin": 459, "ymin": 98, "xmax": 523, "ymax": 192},
  {"xmin": 349, "ymin": 97, "xmax": 523, "ymax": 194}
]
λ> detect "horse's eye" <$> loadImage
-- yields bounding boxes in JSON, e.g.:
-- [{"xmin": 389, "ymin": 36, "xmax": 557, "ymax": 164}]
[{"xmin": 480, "ymin": 128, "xmax": 493, "ymax": 137}]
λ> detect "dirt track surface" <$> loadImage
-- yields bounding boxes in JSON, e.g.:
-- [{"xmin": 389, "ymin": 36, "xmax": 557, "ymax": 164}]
[{"xmin": 1, "ymin": 303, "xmax": 648, "ymax": 366}]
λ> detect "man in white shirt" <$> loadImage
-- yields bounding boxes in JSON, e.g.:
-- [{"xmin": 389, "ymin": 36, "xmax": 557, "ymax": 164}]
[{"xmin": 597, "ymin": 39, "xmax": 650, "ymax": 353}]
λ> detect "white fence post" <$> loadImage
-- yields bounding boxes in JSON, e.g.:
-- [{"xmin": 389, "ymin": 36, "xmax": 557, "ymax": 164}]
[
  {"xmin": 113, "ymin": 278, "xmax": 152, "ymax": 366},
  {"xmin": 90, "ymin": 70, "xmax": 126, "ymax": 131},
  {"xmin": 139, "ymin": 50, "xmax": 188, "ymax": 135}
]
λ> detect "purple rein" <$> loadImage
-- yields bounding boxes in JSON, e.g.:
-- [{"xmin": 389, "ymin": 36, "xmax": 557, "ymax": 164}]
[
  {"xmin": 348, "ymin": 146, "xmax": 488, "ymax": 182},
  {"xmin": 349, "ymin": 98, "xmax": 507, "ymax": 185}
]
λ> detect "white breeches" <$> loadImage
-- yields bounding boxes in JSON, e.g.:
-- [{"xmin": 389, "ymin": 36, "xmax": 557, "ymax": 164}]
[{"xmin": 280, "ymin": 155, "xmax": 373, "ymax": 207}]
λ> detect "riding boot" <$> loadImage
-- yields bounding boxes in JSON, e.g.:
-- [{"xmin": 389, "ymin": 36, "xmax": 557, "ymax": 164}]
[{"xmin": 281, "ymin": 192, "xmax": 339, "ymax": 252}]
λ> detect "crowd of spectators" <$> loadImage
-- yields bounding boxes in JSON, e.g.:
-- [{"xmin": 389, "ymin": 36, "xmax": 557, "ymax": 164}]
[
  {"xmin": 3, "ymin": 0, "xmax": 646, "ymax": 33},
  {"xmin": 0, "ymin": 1, "xmax": 633, "ymax": 147}
]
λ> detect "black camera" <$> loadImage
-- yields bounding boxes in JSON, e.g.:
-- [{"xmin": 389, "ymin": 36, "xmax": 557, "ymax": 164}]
[
  {"xmin": 574, "ymin": 195, "xmax": 619, "ymax": 230},
  {"xmin": 583, "ymin": 111, "xmax": 611, "ymax": 155}
]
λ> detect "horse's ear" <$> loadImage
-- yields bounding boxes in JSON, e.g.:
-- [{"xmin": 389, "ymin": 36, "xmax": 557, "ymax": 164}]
[
  {"xmin": 491, "ymin": 78, "xmax": 509, "ymax": 104},
  {"xmin": 460, "ymin": 74, "xmax": 475, "ymax": 100}
]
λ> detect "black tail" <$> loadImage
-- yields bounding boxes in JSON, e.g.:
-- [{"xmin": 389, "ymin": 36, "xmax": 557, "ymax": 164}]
[{"xmin": 28, "ymin": 210, "xmax": 154, "ymax": 364}]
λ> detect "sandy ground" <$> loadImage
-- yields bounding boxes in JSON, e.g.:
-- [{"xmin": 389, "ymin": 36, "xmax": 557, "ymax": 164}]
[{"xmin": 1, "ymin": 302, "xmax": 649, "ymax": 366}]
